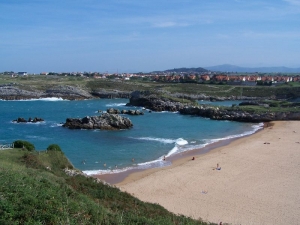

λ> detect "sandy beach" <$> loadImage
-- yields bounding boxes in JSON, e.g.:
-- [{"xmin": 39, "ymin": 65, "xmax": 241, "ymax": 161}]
[{"xmin": 118, "ymin": 121, "xmax": 300, "ymax": 225}]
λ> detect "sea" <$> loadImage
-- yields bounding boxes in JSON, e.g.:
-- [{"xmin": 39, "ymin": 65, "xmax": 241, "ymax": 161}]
[{"xmin": 0, "ymin": 98, "xmax": 262, "ymax": 175}]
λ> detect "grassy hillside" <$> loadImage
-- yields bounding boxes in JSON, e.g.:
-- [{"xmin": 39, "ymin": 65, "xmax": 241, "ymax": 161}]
[
  {"xmin": 0, "ymin": 147, "xmax": 210, "ymax": 225},
  {"xmin": 1, "ymin": 74, "xmax": 300, "ymax": 99}
]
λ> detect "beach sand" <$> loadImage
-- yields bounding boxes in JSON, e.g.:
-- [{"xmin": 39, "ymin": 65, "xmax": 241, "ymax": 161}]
[{"xmin": 118, "ymin": 121, "xmax": 300, "ymax": 225}]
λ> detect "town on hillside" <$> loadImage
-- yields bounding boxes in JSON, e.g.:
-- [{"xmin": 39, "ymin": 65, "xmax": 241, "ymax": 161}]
[{"xmin": 1, "ymin": 70, "xmax": 300, "ymax": 86}]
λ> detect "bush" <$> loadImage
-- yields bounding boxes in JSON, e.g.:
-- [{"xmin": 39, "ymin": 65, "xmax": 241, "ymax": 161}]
[
  {"xmin": 13, "ymin": 140, "xmax": 35, "ymax": 151},
  {"xmin": 47, "ymin": 144, "xmax": 62, "ymax": 152}
]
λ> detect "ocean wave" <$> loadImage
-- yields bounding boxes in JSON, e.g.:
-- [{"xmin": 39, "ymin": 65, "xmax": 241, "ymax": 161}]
[
  {"xmin": 132, "ymin": 137, "xmax": 188, "ymax": 145},
  {"xmin": 7, "ymin": 97, "xmax": 68, "ymax": 101},
  {"xmin": 202, "ymin": 122, "xmax": 264, "ymax": 146},
  {"xmin": 11, "ymin": 121, "xmax": 45, "ymax": 125},
  {"xmin": 83, "ymin": 159, "xmax": 172, "ymax": 176},
  {"xmin": 105, "ymin": 103, "xmax": 127, "ymax": 107},
  {"xmin": 132, "ymin": 137, "xmax": 175, "ymax": 144},
  {"xmin": 84, "ymin": 123, "xmax": 263, "ymax": 176},
  {"xmin": 176, "ymin": 138, "xmax": 188, "ymax": 145},
  {"xmin": 50, "ymin": 123, "xmax": 63, "ymax": 127}
]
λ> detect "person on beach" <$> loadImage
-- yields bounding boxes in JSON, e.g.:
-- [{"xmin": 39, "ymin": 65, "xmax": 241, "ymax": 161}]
[
  {"xmin": 216, "ymin": 163, "xmax": 221, "ymax": 170},
  {"xmin": 163, "ymin": 156, "xmax": 166, "ymax": 161},
  {"xmin": 192, "ymin": 157, "xmax": 195, "ymax": 160}
]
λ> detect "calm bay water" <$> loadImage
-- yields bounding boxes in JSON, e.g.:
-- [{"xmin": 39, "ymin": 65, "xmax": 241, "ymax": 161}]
[{"xmin": 0, "ymin": 98, "xmax": 262, "ymax": 175}]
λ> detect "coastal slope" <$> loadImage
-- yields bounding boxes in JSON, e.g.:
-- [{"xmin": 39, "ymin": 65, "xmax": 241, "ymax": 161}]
[{"xmin": 119, "ymin": 121, "xmax": 300, "ymax": 225}]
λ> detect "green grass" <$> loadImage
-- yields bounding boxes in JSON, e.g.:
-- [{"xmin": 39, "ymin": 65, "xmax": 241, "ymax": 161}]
[
  {"xmin": 1, "ymin": 75, "xmax": 300, "ymax": 99},
  {"xmin": 0, "ymin": 148, "xmax": 211, "ymax": 225}
]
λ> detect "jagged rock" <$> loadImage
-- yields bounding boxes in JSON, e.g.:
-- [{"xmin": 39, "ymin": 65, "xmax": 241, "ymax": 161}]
[
  {"xmin": 13, "ymin": 117, "xmax": 44, "ymax": 123},
  {"xmin": 126, "ymin": 91, "xmax": 186, "ymax": 112},
  {"xmin": 121, "ymin": 109, "xmax": 128, "ymax": 114},
  {"xmin": 0, "ymin": 86, "xmax": 43, "ymax": 100},
  {"xmin": 0, "ymin": 85, "xmax": 93, "ymax": 100},
  {"xmin": 45, "ymin": 85, "xmax": 93, "ymax": 100},
  {"xmin": 107, "ymin": 108, "xmax": 120, "ymax": 114},
  {"xmin": 179, "ymin": 106, "xmax": 300, "ymax": 122},
  {"xmin": 62, "ymin": 113, "xmax": 133, "ymax": 130},
  {"xmin": 107, "ymin": 108, "xmax": 144, "ymax": 115}
]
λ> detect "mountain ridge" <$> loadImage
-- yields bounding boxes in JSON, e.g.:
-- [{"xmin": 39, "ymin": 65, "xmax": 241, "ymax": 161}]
[{"xmin": 204, "ymin": 64, "xmax": 300, "ymax": 73}]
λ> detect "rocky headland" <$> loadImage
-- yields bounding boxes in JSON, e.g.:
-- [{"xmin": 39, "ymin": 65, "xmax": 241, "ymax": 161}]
[
  {"xmin": 62, "ymin": 113, "xmax": 133, "ymax": 130},
  {"xmin": 125, "ymin": 91, "xmax": 300, "ymax": 122},
  {"xmin": 179, "ymin": 105, "xmax": 300, "ymax": 122},
  {"xmin": 91, "ymin": 90, "xmax": 131, "ymax": 99},
  {"xmin": 0, "ymin": 84, "xmax": 93, "ymax": 100}
]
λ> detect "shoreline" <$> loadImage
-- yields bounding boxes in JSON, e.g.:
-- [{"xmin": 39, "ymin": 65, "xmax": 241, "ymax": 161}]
[
  {"xmin": 117, "ymin": 121, "xmax": 300, "ymax": 225},
  {"xmin": 92, "ymin": 122, "xmax": 265, "ymax": 185}
]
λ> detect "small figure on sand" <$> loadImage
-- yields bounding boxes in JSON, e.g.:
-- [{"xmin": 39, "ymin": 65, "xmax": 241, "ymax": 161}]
[
  {"xmin": 216, "ymin": 163, "xmax": 221, "ymax": 170},
  {"xmin": 201, "ymin": 190, "xmax": 208, "ymax": 194},
  {"xmin": 192, "ymin": 157, "xmax": 195, "ymax": 160},
  {"xmin": 163, "ymin": 156, "xmax": 166, "ymax": 161}
]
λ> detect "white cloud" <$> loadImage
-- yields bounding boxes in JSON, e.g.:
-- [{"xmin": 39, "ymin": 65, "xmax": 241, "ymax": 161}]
[
  {"xmin": 242, "ymin": 30, "xmax": 300, "ymax": 39},
  {"xmin": 152, "ymin": 21, "xmax": 189, "ymax": 28},
  {"xmin": 283, "ymin": 0, "xmax": 300, "ymax": 5}
]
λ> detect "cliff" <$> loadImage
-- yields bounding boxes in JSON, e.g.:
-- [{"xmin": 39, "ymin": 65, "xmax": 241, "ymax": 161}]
[{"xmin": 0, "ymin": 84, "xmax": 93, "ymax": 100}]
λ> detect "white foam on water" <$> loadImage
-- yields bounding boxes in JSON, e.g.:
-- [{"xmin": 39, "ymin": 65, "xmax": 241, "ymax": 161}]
[
  {"xmin": 202, "ymin": 122, "xmax": 264, "ymax": 146},
  {"xmin": 132, "ymin": 137, "xmax": 176, "ymax": 144},
  {"xmin": 5, "ymin": 97, "xmax": 68, "ymax": 101},
  {"xmin": 84, "ymin": 122, "xmax": 264, "ymax": 176},
  {"xmin": 175, "ymin": 138, "xmax": 188, "ymax": 145},
  {"xmin": 11, "ymin": 121, "xmax": 45, "ymax": 125},
  {"xmin": 50, "ymin": 123, "xmax": 63, "ymax": 127},
  {"xmin": 105, "ymin": 103, "xmax": 127, "ymax": 107}
]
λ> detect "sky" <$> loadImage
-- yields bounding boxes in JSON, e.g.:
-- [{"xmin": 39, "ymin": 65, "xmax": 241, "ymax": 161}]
[{"xmin": 1, "ymin": 0, "xmax": 300, "ymax": 73}]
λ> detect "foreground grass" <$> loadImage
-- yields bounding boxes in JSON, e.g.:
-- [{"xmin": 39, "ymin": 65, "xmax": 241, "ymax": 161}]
[{"xmin": 0, "ymin": 148, "xmax": 210, "ymax": 225}]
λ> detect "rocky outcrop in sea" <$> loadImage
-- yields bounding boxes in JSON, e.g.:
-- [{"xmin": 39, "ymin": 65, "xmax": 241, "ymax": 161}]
[
  {"xmin": 12, "ymin": 117, "xmax": 44, "ymax": 123},
  {"xmin": 62, "ymin": 113, "xmax": 133, "ymax": 130},
  {"xmin": 106, "ymin": 108, "xmax": 144, "ymax": 115},
  {"xmin": 179, "ymin": 105, "xmax": 300, "ymax": 122},
  {"xmin": 126, "ymin": 91, "xmax": 187, "ymax": 112}
]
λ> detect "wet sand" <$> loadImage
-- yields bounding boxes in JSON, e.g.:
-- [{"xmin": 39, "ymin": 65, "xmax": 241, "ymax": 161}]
[{"xmin": 117, "ymin": 121, "xmax": 300, "ymax": 225}]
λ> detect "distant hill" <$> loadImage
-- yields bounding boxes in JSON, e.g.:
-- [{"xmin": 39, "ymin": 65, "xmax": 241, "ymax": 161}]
[
  {"xmin": 152, "ymin": 67, "xmax": 208, "ymax": 73},
  {"xmin": 204, "ymin": 64, "xmax": 300, "ymax": 73}
]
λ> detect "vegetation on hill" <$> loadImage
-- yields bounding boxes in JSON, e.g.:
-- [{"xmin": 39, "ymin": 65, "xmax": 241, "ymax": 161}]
[
  {"xmin": 1, "ymin": 74, "xmax": 300, "ymax": 100},
  {"xmin": 0, "ymin": 145, "xmax": 210, "ymax": 225}
]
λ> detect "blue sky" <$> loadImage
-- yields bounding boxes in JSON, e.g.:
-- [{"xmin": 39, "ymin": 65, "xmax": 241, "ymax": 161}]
[{"xmin": 1, "ymin": 0, "xmax": 300, "ymax": 73}]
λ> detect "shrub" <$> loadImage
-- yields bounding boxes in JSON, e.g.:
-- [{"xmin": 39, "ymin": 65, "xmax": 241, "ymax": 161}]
[
  {"xmin": 47, "ymin": 144, "xmax": 62, "ymax": 152},
  {"xmin": 13, "ymin": 140, "xmax": 35, "ymax": 151}
]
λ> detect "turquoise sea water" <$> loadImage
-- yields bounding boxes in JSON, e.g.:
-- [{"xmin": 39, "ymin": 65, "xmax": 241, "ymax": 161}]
[{"xmin": 0, "ymin": 98, "xmax": 262, "ymax": 175}]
